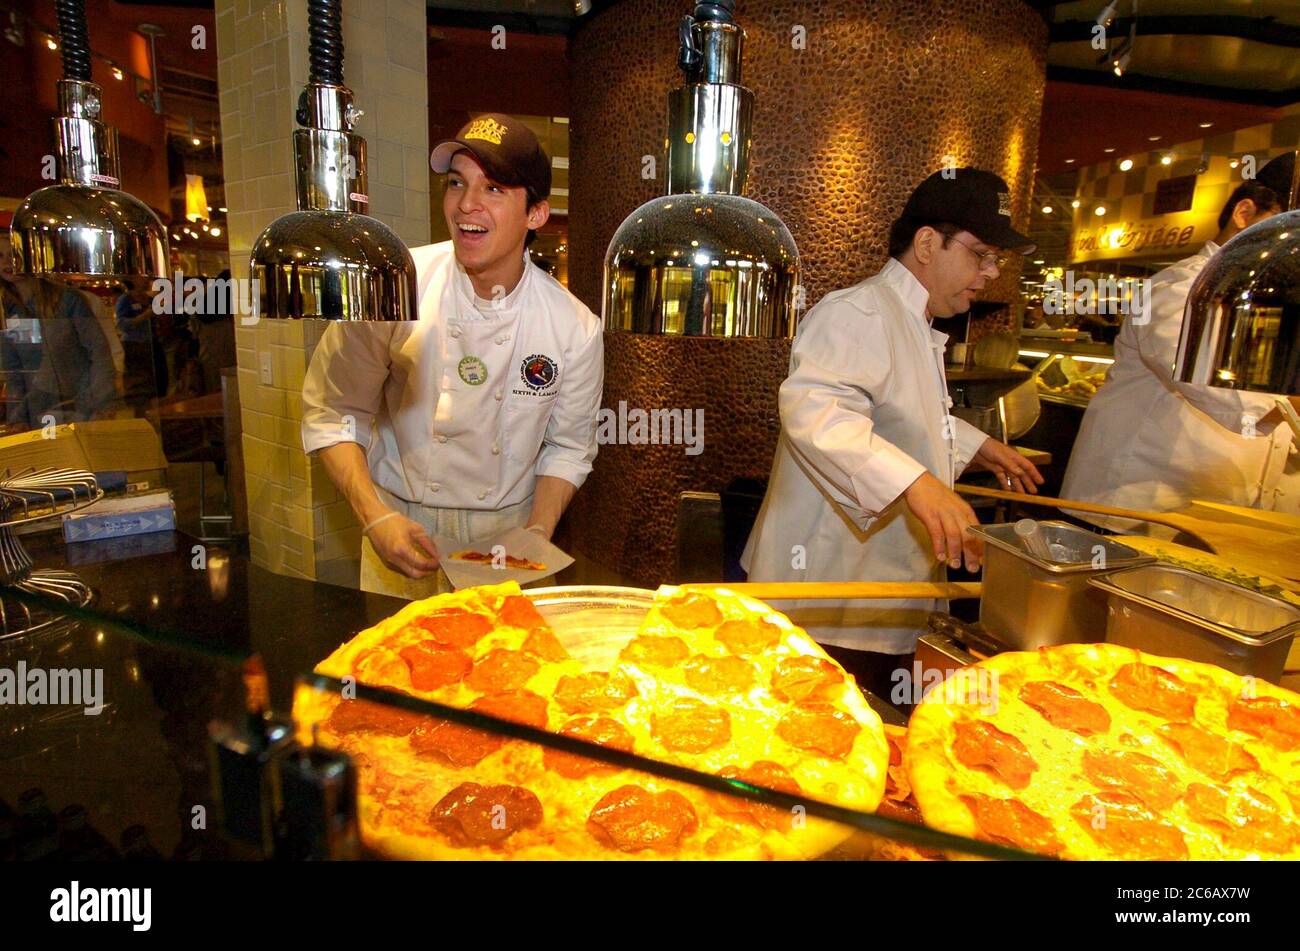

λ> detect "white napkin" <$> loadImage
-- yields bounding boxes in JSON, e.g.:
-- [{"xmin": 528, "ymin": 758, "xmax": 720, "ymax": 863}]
[{"xmin": 432, "ymin": 526, "xmax": 574, "ymax": 590}]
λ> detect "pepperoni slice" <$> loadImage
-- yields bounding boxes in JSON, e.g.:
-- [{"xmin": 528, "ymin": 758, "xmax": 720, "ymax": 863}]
[
  {"xmin": 430, "ymin": 782, "xmax": 543, "ymax": 847},
  {"xmin": 620, "ymin": 635, "xmax": 691, "ymax": 668},
  {"xmin": 521, "ymin": 628, "xmax": 570, "ymax": 663},
  {"xmin": 775, "ymin": 702, "xmax": 861, "ymax": 759},
  {"xmin": 877, "ymin": 796, "xmax": 925, "ymax": 826},
  {"xmin": 1108, "ymin": 663, "xmax": 1196, "ymax": 721},
  {"xmin": 410, "ymin": 608, "xmax": 493, "ymax": 649},
  {"xmin": 770, "ymin": 655, "xmax": 844, "ymax": 703},
  {"xmin": 408, "ymin": 691, "xmax": 546, "ymax": 766},
  {"xmin": 399, "ymin": 643, "xmax": 472, "ymax": 691},
  {"xmin": 1184, "ymin": 783, "xmax": 1297, "ymax": 854},
  {"xmin": 652, "ymin": 698, "xmax": 732, "ymax": 753},
  {"xmin": 1226, "ymin": 696, "xmax": 1300, "ymax": 752},
  {"xmin": 1071, "ymin": 790, "xmax": 1189, "ymax": 860},
  {"xmin": 464, "ymin": 649, "xmax": 539, "ymax": 694},
  {"xmin": 542, "ymin": 716, "xmax": 635, "ymax": 779},
  {"xmin": 473, "ymin": 689, "xmax": 550, "ymax": 729},
  {"xmin": 498, "ymin": 595, "xmax": 547, "ymax": 633},
  {"xmin": 1081, "ymin": 749, "xmax": 1180, "ymax": 811},
  {"xmin": 714, "ymin": 761, "xmax": 804, "ymax": 831},
  {"xmin": 351, "ymin": 647, "xmax": 411, "ymax": 687},
  {"xmin": 553, "ymin": 671, "xmax": 639, "ymax": 714},
  {"xmin": 1018, "ymin": 680, "xmax": 1111, "ymax": 736},
  {"xmin": 411, "ymin": 721, "xmax": 502, "ymax": 766},
  {"xmin": 713, "ymin": 617, "xmax": 782, "ymax": 655},
  {"xmin": 951, "ymin": 720, "xmax": 1038, "ymax": 790},
  {"xmin": 1158, "ymin": 722, "xmax": 1259, "ymax": 781},
  {"xmin": 684, "ymin": 653, "xmax": 758, "ymax": 694},
  {"xmin": 587, "ymin": 785, "xmax": 698, "ymax": 852},
  {"xmin": 328, "ymin": 698, "xmax": 422, "ymax": 737},
  {"xmin": 959, "ymin": 794, "xmax": 1062, "ymax": 855},
  {"xmin": 659, "ymin": 593, "xmax": 723, "ymax": 630}
]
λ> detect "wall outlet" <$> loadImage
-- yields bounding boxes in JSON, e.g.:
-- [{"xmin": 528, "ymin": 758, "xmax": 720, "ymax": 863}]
[{"xmin": 259, "ymin": 351, "xmax": 274, "ymax": 386}]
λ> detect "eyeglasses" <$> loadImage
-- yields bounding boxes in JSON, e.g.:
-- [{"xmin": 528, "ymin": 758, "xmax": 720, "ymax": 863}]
[{"xmin": 947, "ymin": 233, "xmax": 1010, "ymax": 271}]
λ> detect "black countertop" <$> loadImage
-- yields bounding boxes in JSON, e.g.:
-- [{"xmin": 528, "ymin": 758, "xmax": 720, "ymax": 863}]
[{"xmin": 1, "ymin": 530, "xmax": 405, "ymax": 860}]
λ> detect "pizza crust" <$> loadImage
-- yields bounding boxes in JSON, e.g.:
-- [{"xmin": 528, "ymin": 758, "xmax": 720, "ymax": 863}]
[
  {"xmin": 293, "ymin": 582, "xmax": 889, "ymax": 860},
  {"xmin": 906, "ymin": 643, "xmax": 1300, "ymax": 860}
]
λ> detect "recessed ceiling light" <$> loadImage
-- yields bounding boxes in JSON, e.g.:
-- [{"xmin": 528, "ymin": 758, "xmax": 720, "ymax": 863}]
[
  {"xmin": 1148, "ymin": 136, "xmax": 1161, "ymax": 142},
  {"xmin": 1065, "ymin": 158, "xmax": 1076, "ymax": 164},
  {"xmin": 1119, "ymin": 159, "xmax": 1134, "ymax": 171},
  {"xmin": 1103, "ymin": 148, "xmax": 1116, "ymax": 153},
  {"xmin": 1071, "ymin": 200, "xmax": 1081, "ymax": 209},
  {"xmin": 1199, "ymin": 122, "xmax": 1213, "ymax": 129},
  {"xmin": 1095, "ymin": 206, "xmax": 1107, "ymax": 216},
  {"xmin": 1160, "ymin": 154, "xmax": 1173, "ymax": 166},
  {"xmin": 1230, "ymin": 159, "xmax": 1240, "ymax": 169},
  {"xmin": 1041, "ymin": 205, "xmax": 1053, "ymax": 214}
]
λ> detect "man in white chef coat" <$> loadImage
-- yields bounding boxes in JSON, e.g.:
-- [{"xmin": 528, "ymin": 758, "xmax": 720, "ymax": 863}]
[
  {"xmin": 1062, "ymin": 152, "xmax": 1298, "ymax": 533},
  {"xmin": 302, "ymin": 114, "xmax": 604, "ymax": 597},
  {"xmin": 743, "ymin": 169, "xmax": 1044, "ymax": 696}
]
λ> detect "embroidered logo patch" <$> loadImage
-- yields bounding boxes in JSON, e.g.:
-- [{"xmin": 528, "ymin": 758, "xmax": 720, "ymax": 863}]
[
  {"xmin": 520, "ymin": 354, "xmax": 558, "ymax": 391},
  {"xmin": 997, "ymin": 191, "xmax": 1012, "ymax": 217},
  {"xmin": 464, "ymin": 117, "xmax": 507, "ymax": 145}
]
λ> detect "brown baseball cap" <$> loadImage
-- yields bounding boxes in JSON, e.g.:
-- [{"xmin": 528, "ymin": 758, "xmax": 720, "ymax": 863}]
[{"xmin": 430, "ymin": 114, "xmax": 552, "ymax": 199}]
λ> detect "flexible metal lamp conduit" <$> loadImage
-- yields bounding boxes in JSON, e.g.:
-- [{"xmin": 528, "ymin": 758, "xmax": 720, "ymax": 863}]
[
  {"xmin": 250, "ymin": 0, "xmax": 417, "ymax": 320},
  {"xmin": 9, "ymin": 0, "xmax": 169, "ymax": 289},
  {"xmin": 602, "ymin": 0, "xmax": 800, "ymax": 337}
]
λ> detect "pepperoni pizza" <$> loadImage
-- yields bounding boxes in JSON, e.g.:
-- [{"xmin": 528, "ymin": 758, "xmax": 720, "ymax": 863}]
[
  {"xmin": 906, "ymin": 643, "xmax": 1300, "ymax": 860},
  {"xmin": 293, "ymin": 582, "xmax": 889, "ymax": 860}
]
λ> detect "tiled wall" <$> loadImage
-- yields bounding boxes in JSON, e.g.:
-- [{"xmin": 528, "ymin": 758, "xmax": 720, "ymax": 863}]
[{"xmin": 215, "ymin": 0, "xmax": 429, "ymax": 584}]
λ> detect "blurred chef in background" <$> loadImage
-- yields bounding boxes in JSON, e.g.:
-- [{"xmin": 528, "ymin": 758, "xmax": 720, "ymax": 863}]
[{"xmin": 1062, "ymin": 152, "xmax": 1300, "ymax": 533}]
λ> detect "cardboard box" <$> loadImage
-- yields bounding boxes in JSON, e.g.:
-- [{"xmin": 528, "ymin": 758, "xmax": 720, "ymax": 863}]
[
  {"xmin": 0, "ymin": 419, "xmax": 168, "ymax": 491},
  {"xmin": 63, "ymin": 490, "xmax": 176, "ymax": 543}
]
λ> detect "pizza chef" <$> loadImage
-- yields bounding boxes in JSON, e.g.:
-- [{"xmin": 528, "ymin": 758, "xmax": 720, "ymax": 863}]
[
  {"xmin": 302, "ymin": 114, "xmax": 604, "ymax": 598},
  {"xmin": 742, "ymin": 169, "xmax": 1044, "ymax": 698}
]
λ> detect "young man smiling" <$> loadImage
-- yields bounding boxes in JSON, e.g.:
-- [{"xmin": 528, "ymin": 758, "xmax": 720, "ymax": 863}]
[
  {"xmin": 742, "ymin": 168, "xmax": 1044, "ymax": 696},
  {"xmin": 303, "ymin": 114, "xmax": 603, "ymax": 597}
]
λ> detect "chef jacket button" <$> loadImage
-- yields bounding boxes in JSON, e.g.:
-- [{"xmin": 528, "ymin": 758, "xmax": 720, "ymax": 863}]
[
  {"xmin": 494, "ymin": 389, "xmax": 503, "ymax": 401},
  {"xmin": 477, "ymin": 491, "xmax": 487, "ymax": 501},
  {"xmin": 449, "ymin": 328, "xmax": 461, "ymax": 338},
  {"xmin": 491, "ymin": 443, "xmax": 500, "ymax": 455},
  {"xmin": 430, "ymin": 483, "xmax": 440, "ymax": 493},
  {"xmin": 437, "ymin": 435, "xmax": 447, "ymax": 444}
]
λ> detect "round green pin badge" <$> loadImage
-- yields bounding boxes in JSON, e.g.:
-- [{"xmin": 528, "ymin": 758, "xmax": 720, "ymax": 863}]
[{"xmin": 458, "ymin": 356, "xmax": 488, "ymax": 385}]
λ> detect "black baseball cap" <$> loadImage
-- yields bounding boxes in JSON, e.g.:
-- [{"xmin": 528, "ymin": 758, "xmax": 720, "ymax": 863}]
[
  {"xmin": 430, "ymin": 114, "xmax": 552, "ymax": 200},
  {"xmin": 898, "ymin": 168, "xmax": 1036, "ymax": 255}
]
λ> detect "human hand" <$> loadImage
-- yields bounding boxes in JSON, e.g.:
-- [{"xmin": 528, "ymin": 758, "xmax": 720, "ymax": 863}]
[
  {"xmin": 903, "ymin": 471, "xmax": 984, "ymax": 571},
  {"xmin": 366, "ymin": 512, "xmax": 439, "ymax": 578},
  {"xmin": 971, "ymin": 438, "xmax": 1044, "ymax": 495}
]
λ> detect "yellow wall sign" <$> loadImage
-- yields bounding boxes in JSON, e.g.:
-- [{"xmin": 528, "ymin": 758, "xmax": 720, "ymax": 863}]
[{"xmin": 1069, "ymin": 214, "xmax": 1215, "ymax": 264}]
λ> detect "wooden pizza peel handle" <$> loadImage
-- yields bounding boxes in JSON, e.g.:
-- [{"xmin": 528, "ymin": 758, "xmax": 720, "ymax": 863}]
[{"xmin": 682, "ymin": 582, "xmax": 983, "ymax": 601}]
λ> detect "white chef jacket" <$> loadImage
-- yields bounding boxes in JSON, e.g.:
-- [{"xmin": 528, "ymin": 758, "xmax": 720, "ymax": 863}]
[
  {"xmin": 1061, "ymin": 242, "xmax": 1298, "ymax": 533},
  {"xmin": 302, "ymin": 240, "xmax": 604, "ymax": 511},
  {"xmin": 741, "ymin": 258, "xmax": 990, "ymax": 653}
]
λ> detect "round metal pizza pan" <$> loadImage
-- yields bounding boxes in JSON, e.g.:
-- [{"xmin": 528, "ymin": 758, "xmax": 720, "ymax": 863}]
[{"xmin": 525, "ymin": 585, "xmax": 656, "ymax": 669}]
